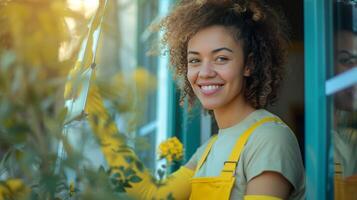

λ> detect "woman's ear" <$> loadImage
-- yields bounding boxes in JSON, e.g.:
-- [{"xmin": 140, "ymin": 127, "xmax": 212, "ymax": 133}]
[
  {"xmin": 244, "ymin": 67, "xmax": 251, "ymax": 77},
  {"xmin": 244, "ymin": 53, "xmax": 254, "ymax": 77}
]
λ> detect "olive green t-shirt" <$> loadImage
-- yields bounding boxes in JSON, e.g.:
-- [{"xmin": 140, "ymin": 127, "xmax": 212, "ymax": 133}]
[{"xmin": 190, "ymin": 109, "xmax": 305, "ymax": 200}]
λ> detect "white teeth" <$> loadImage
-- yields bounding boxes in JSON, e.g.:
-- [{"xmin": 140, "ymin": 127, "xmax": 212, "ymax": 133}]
[{"xmin": 201, "ymin": 85, "xmax": 221, "ymax": 91}]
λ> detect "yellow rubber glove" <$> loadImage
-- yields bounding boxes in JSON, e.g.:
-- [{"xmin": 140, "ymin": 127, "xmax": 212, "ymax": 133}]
[
  {"xmin": 86, "ymin": 84, "xmax": 193, "ymax": 200},
  {"xmin": 244, "ymin": 195, "xmax": 282, "ymax": 200}
]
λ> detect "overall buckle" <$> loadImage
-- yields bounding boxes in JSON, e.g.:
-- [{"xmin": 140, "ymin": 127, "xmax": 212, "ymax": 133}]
[{"xmin": 222, "ymin": 161, "xmax": 238, "ymax": 176}]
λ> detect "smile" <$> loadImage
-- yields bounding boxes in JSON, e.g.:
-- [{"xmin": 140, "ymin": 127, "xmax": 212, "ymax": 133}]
[{"xmin": 199, "ymin": 85, "xmax": 223, "ymax": 95}]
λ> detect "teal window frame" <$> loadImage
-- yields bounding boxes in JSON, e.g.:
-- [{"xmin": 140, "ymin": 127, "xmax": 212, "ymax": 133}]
[
  {"xmin": 136, "ymin": 0, "xmax": 161, "ymax": 171},
  {"xmin": 135, "ymin": 0, "xmax": 201, "ymax": 171},
  {"xmin": 305, "ymin": 0, "xmax": 357, "ymax": 199},
  {"xmin": 304, "ymin": 0, "xmax": 334, "ymax": 199},
  {"xmin": 167, "ymin": 68, "xmax": 201, "ymax": 168},
  {"xmin": 163, "ymin": 0, "xmax": 202, "ymax": 167}
]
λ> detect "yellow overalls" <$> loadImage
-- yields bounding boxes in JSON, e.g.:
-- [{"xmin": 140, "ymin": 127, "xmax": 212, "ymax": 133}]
[
  {"xmin": 334, "ymin": 175, "xmax": 357, "ymax": 200},
  {"xmin": 334, "ymin": 128, "xmax": 357, "ymax": 200},
  {"xmin": 190, "ymin": 117, "xmax": 282, "ymax": 200}
]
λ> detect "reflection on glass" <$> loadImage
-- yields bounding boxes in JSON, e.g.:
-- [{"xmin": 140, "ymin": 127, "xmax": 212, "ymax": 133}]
[{"xmin": 333, "ymin": 1, "xmax": 357, "ymax": 199}]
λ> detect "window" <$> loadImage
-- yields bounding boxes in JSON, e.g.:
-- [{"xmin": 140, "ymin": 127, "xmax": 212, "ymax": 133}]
[{"xmin": 304, "ymin": 0, "xmax": 357, "ymax": 199}]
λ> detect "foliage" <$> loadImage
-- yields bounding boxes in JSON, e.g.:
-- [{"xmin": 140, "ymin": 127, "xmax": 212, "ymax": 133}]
[
  {"xmin": 0, "ymin": 0, "xmax": 177, "ymax": 199},
  {"xmin": 0, "ymin": 0, "xmax": 133, "ymax": 199}
]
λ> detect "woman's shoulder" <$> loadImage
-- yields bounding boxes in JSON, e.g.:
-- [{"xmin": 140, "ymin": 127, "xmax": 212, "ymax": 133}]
[
  {"xmin": 243, "ymin": 111, "xmax": 303, "ymax": 163},
  {"xmin": 249, "ymin": 110, "xmax": 298, "ymax": 145},
  {"xmin": 254, "ymin": 119, "xmax": 296, "ymax": 143},
  {"xmin": 241, "ymin": 112, "xmax": 305, "ymax": 195}
]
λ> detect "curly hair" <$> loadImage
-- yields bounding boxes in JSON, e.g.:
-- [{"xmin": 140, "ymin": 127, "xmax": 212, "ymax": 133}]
[{"xmin": 160, "ymin": 0, "xmax": 289, "ymax": 109}]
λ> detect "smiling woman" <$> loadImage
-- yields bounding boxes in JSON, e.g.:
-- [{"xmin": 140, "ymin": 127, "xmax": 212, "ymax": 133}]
[
  {"xmin": 160, "ymin": 0, "xmax": 305, "ymax": 199},
  {"xmin": 85, "ymin": 0, "xmax": 305, "ymax": 200},
  {"xmin": 98, "ymin": 0, "xmax": 305, "ymax": 199},
  {"xmin": 187, "ymin": 26, "xmax": 252, "ymax": 127}
]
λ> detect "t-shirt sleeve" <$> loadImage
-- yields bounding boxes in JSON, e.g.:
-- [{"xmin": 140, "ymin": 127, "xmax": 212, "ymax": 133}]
[{"xmin": 242, "ymin": 123, "xmax": 305, "ymax": 191}]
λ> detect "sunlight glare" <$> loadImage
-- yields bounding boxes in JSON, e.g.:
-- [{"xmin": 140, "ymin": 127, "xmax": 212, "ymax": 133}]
[{"xmin": 67, "ymin": 0, "xmax": 99, "ymax": 18}]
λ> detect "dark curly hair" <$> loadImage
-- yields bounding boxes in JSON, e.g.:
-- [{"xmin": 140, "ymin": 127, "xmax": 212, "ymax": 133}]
[{"xmin": 160, "ymin": 0, "xmax": 289, "ymax": 109}]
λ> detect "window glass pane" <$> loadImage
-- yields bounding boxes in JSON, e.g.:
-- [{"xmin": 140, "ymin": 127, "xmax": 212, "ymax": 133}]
[
  {"xmin": 77, "ymin": 0, "xmax": 161, "ymax": 171},
  {"xmin": 135, "ymin": 0, "xmax": 159, "ymax": 171},
  {"xmin": 333, "ymin": 1, "xmax": 357, "ymax": 199},
  {"xmin": 332, "ymin": 86, "xmax": 357, "ymax": 199}
]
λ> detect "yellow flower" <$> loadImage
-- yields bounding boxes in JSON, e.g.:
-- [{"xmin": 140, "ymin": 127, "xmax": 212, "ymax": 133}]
[
  {"xmin": 132, "ymin": 68, "xmax": 156, "ymax": 93},
  {"xmin": 158, "ymin": 137, "xmax": 184, "ymax": 164},
  {"xmin": 159, "ymin": 145, "xmax": 169, "ymax": 156},
  {"xmin": 69, "ymin": 180, "xmax": 75, "ymax": 197},
  {"xmin": 167, "ymin": 155, "xmax": 173, "ymax": 163},
  {"xmin": 0, "ymin": 179, "xmax": 29, "ymax": 200}
]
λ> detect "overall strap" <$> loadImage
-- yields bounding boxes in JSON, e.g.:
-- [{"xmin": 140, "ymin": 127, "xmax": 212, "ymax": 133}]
[
  {"xmin": 220, "ymin": 117, "xmax": 282, "ymax": 178},
  {"xmin": 195, "ymin": 135, "xmax": 218, "ymax": 173}
]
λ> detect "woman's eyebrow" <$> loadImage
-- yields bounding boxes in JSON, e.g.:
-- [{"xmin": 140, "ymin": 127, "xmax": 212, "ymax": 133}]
[
  {"xmin": 212, "ymin": 47, "xmax": 233, "ymax": 53},
  {"xmin": 338, "ymin": 50, "xmax": 356, "ymax": 57},
  {"xmin": 187, "ymin": 51, "xmax": 199, "ymax": 55},
  {"xmin": 187, "ymin": 47, "xmax": 233, "ymax": 55}
]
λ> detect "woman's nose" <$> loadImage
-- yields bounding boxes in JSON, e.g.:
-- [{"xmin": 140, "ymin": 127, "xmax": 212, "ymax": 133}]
[{"xmin": 199, "ymin": 61, "xmax": 216, "ymax": 78}]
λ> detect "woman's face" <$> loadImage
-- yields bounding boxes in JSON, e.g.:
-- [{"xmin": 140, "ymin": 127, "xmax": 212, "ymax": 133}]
[
  {"xmin": 187, "ymin": 25, "xmax": 250, "ymax": 110},
  {"xmin": 335, "ymin": 30, "xmax": 357, "ymax": 111}
]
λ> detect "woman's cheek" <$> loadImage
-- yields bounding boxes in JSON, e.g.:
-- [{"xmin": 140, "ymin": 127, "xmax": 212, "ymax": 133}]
[{"xmin": 187, "ymin": 68, "xmax": 197, "ymax": 86}]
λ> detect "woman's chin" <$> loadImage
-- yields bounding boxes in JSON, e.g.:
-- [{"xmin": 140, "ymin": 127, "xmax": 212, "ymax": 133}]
[{"xmin": 201, "ymin": 102, "xmax": 221, "ymax": 110}]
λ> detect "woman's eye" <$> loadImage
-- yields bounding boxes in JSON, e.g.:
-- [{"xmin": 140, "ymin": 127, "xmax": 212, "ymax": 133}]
[
  {"xmin": 338, "ymin": 56, "xmax": 355, "ymax": 66},
  {"xmin": 215, "ymin": 56, "xmax": 229, "ymax": 63},
  {"xmin": 188, "ymin": 58, "xmax": 200, "ymax": 64},
  {"xmin": 337, "ymin": 50, "xmax": 357, "ymax": 66},
  {"xmin": 339, "ymin": 58, "xmax": 351, "ymax": 65}
]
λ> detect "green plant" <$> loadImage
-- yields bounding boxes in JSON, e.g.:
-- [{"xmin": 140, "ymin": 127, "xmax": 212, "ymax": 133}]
[{"xmin": 0, "ymin": 1, "xmax": 134, "ymax": 199}]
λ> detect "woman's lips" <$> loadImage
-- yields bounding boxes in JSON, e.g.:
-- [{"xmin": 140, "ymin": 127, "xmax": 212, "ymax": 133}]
[{"xmin": 199, "ymin": 85, "xmax": 223, "ymax": 95}]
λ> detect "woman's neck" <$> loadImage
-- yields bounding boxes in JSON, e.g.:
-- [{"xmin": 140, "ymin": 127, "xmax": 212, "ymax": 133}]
[{"xmin": 213, "ymin": 96, "xmax": 256, "ymax": 129}]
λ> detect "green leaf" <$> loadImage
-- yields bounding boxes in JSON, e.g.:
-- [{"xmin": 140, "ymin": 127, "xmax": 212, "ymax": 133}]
[
  {"xmin": 0, "ymin": 149, "xmax": 13, "ymax": 170},
  {"xmin": 106, "ymin": 168, "xmax": 112, "ymax": 175},
  {"xmin": 123, "ymin": 168, "xmax": 135, "ymax": 178},
  {"xmin": 124, "ymin": 155, "xmax": 133, "ymax": 164},
  {"xmin": 157, "ymin": 169, "xmax": 165, "ymax": 180},
  {"xmin": 128, "ymin": 175, "xmax": 142, "ymax": 183},
  {"xmin": 110, "ymin": 178, "xmax": 119, "ymax": 185},
  {"xmin": 114, "ymin": 185, "xmax": 126, "ymax": 193},
  {"xmin": 111, "ymin": 173, "xmax": 121, "ymax": 179},
  {"xmin": 135, "ymin": 160, "xmax": 144, "ymax": 172},
  {"xmin": 0, "ymin": 51, "xmax": 16, "ymax": 72},
  {"xmin": 113, "ymin": 148, "xmax": 132, "ymax": 153},
  {"xmin": 123, "ymin": 181, "xmax": 132, "ymax": 188},
  {"xmin": 7, "ymin": 123, "xmax": 29, "ymax": 143},
  {"xmin": 58, "ymin": 107, "xmax": 68, "ymax": 124},
  {"xmin": 167, "ymin": 193, "xmax": 175, "ymax": 200},
  {"xmin": 98, "ymin": 165, "xmax": 106, "ymax": 173}
]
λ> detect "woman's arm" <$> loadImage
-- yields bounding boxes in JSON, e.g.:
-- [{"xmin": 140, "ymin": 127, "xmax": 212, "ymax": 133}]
[
  {"xmin": 242, "ymin": 123, "xmax": 305, "ymax": 200},
  {"xmin": 245, "ymin": 171, "xmax": 292, "ymax": 199},
  {"xmin": 85, "ymin": 84, "xmax": 194, "ymax": 200}
]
